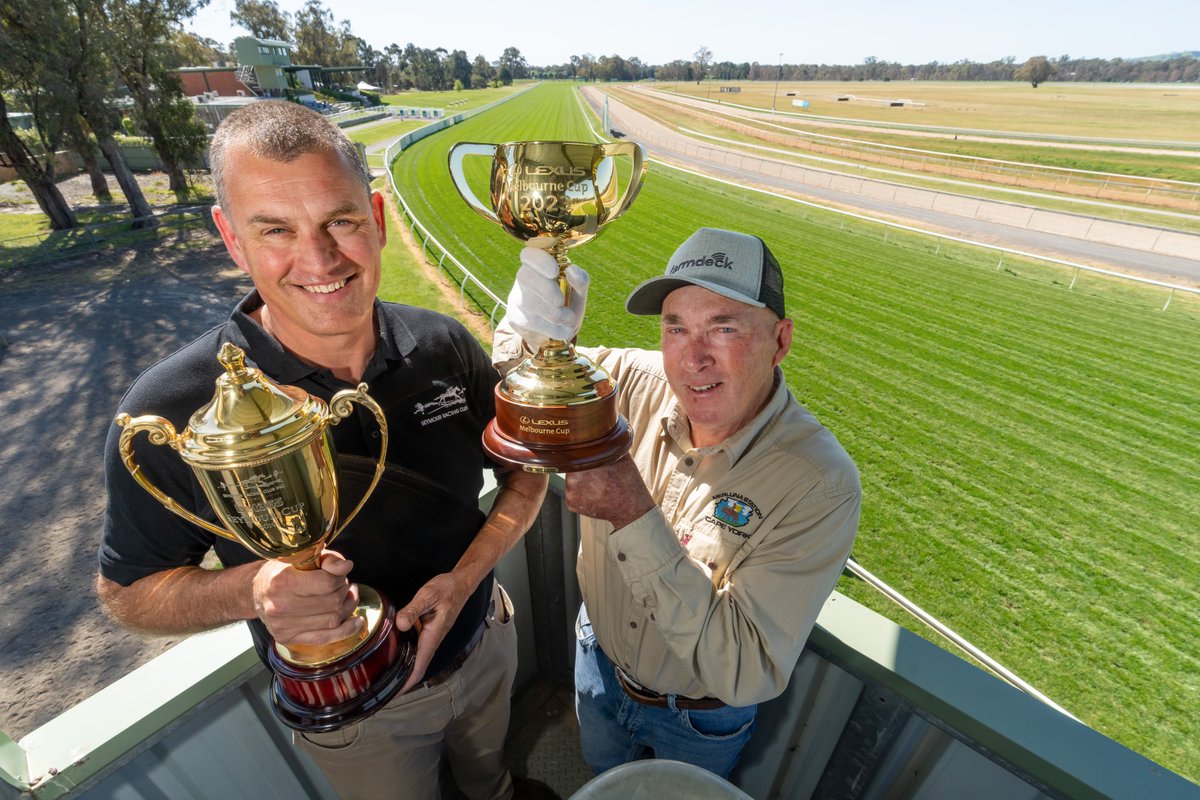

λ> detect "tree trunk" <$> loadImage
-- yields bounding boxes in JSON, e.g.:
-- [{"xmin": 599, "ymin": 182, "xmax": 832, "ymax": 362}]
[
  {"xmin": 70, "ymin": 131, "xmax": 112, "ymax": 203},
  {"xmin": 95, "ymin": 134, "xmax": 156, "ymax": 227},
  {"xmin": 124, "ymin": 74, "xmax": 190, "ymax": 196},
  {"xmin": 82, "ymin": 150, "xmax": 112, "ymax": 201},
  {"xmin": 165, "ymin": 162, "xmax": 188, "ymax": 194},
  {"xmin": 0, "ymin": 98, "xmax": 76, "ymax": 230},
  {"xmin": 144, "ymin": 116, "xmax": 188, "ymax": 194}
]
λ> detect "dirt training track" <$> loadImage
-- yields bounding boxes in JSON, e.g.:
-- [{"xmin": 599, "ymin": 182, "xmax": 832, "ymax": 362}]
[{"xmin": 0, "ymin": 237, "xmax": 251, "ymax": 739}]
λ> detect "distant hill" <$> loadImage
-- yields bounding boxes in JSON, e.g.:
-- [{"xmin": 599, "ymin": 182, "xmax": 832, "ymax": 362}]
[{"xmin": 1128, "ymin": 51, "xmax": 1200, "ymax": 62}]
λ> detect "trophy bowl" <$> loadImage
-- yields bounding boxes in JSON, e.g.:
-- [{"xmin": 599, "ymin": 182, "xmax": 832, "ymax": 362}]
[
  {"xmin": 448, "ymin": 140, "xmax": 646, "ymax": 472},
  {"xmin": 115, "ymin": 343, "xmax": 414, "ymax": 732}
]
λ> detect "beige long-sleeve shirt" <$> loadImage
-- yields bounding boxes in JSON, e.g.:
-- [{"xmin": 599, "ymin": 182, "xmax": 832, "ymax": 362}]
[{"xmin": 495, "ymin": 330, "xmax": 861, "ymax": 707}]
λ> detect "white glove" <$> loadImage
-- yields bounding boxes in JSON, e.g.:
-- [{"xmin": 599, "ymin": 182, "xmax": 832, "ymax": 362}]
[{"xmin": 506, "ymin": 245, "xmax": 589, "ymax": 351}]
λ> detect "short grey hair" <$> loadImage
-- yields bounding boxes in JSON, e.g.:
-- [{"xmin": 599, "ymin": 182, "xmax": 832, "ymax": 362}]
[{"xmin": 209, "ymin": 100, "xmax": 371, "ymax": 210}]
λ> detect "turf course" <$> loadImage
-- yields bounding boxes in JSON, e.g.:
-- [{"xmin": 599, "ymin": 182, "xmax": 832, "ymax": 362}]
[{"xmin": 390, "ymin": 82, "xmax": 1199, "ymax": 782}]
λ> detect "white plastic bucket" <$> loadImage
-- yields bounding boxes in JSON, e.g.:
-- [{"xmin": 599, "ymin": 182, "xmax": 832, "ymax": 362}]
[{"xmin": 570, "ymin": 760, "xmax": 753, "ymax": 799}]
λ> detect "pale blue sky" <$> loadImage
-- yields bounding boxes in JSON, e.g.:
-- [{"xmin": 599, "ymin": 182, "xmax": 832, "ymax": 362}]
[{"xmin": 187, "ymin": 0, "xmax": 1198, "ymax": 68}]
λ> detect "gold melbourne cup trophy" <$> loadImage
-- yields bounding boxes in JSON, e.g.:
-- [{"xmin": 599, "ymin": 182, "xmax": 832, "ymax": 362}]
[
  {"xmin": 448, "ymin": 140, "xmax": 646, "ymax": 472},
  {"xmin": 115, "ymin": 343, "xmax": 414, "ymax": 732}
]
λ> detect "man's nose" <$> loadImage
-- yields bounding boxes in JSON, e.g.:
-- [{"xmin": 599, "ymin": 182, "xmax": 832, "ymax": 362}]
[
  {"xmin": 681, "ymin": 336, "xmax": 714, "ymax": 370},
  {"xmin": 299, "ymin": 228, "xmax": 339, "ymax": 270}
]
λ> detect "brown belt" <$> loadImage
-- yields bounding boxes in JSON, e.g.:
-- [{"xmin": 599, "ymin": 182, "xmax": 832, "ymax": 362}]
[{"xmin": 614, "ymin": 667, "xmax": 726, "ymax": 711}]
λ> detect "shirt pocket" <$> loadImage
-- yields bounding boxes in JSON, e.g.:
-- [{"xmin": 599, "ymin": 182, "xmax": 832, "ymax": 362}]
[{"xmin": 678, "ymin": 519, "xmax": 746, "ymax": 585}]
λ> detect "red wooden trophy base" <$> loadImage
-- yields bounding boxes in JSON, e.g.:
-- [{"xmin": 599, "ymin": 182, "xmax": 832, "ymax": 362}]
[
  {"xmin": 268, "ymin": 588, "xmax": 415, "ymax": 732},
  {"xmin": 485, "ymin": 382, "xmax": 632, "ymax": 473}
]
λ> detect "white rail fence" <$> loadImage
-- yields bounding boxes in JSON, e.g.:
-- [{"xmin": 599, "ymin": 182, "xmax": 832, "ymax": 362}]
[
  {"xmin": 380, "ymin": 87, "xmax": 540, "ymax": 323},
  {"xmin": 647, "ymin": 90, "xmax": 1200, "ymax": 210},
  {"xmin": 586, "ymin": 87, "xmax": 1200, "ymax": 312}
]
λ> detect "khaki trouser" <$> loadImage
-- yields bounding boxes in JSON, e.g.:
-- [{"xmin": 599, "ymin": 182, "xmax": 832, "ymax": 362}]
[{"xmin": 296, "ymin": 582, "xmax": 518, "ymax": 800}]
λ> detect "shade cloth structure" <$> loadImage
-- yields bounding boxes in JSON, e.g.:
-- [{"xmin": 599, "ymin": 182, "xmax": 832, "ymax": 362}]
[{"xmin": 356, "ymin": 81, "xmax": 380, "ymax": 91}]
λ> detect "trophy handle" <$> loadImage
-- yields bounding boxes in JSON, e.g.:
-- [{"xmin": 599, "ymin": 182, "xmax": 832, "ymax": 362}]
[
  {"xmin": 447, "ymin": 142, "xmax": 502, "ymax": 225},
  {"xmin": 115, "ymin": 413, "xmax": 238, "ymax": 541},
  {"xmin": 326, "ymin": 384, "xmax": 388, "ymax": 542},
  {"xmin": 598, "ymin": 142, "xmax": 646, "ymax": 227}
]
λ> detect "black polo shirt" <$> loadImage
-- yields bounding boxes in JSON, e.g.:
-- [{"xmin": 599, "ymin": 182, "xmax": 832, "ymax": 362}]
[{"xmin": 100, "ymin": 292, "xmax": 501, "ymax": 676}]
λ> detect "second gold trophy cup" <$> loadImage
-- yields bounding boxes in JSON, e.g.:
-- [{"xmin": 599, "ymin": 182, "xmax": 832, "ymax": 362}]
[{"xmin": 448, "ymin": 140, "xmax": 645, "ymax": 473}]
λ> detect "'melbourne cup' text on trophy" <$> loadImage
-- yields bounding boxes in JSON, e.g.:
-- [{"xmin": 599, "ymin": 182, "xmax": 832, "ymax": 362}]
[
  {"xmin": 448, "ymin": 140, "xmax": 646, "ymax": 472},
  {"xmin": 115, "ymin": 343, "xmax": 414, "ymax": 732}
]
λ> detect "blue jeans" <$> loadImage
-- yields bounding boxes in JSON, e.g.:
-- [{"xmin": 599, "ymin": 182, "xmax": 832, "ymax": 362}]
[{"xmin": 573, "ymin": 605, "xmax": 757, "ymax": 779}]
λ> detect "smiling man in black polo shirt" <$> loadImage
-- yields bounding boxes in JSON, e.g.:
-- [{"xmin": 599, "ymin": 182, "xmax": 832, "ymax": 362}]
[{"xmin": 96, "ymin": 100, "xmax": 549, "ymax": 800}]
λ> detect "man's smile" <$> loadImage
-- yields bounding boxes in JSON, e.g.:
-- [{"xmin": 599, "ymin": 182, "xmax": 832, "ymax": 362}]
[{"xmin": 301, "ymin": 278, "xmax": 349, "ymax": 294}]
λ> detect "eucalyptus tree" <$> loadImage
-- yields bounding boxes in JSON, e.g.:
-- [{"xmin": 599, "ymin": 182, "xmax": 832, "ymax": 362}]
[
  {"xmin": 104, "ymin": 0, "xmax": 210, "ymax": 193},
  {"xmin": 293, "ymin": 0, "xmax": 340, "ymax": 67},
  {"xmin": 471, "ymin": 54, "xmax": 494, "ymax": 89},
  {"xmin": 402, "ymin": 44, "xmax": 447, "ymax": 90},
  {"xmin": 693, "ymin": 46, "xmax": 712, "ymax": 83},
  {"xmin": 0, "ymin": 0, "xmax": 79, "ymax": 227},
  {"xmin": 64, "ymin": 0, "xmax": 155, "ymax": 223},
  {"xmin": 230, "ymin": 0, "xmax": 289, "ymax": 40},
  {"xmin": 0, "ymin": 95, "xmax": 77, "ymax": 229},
  {"xmin": 447, "ymin": 50, "xmax": 471, "ymax": 90},
  {"xmin": 1016, "ymin": 56, "xmax": 1053, "ymax": 88},
  {"xmin": 498, "ymin": 46, "xmax": 526, "ymax": 80}
]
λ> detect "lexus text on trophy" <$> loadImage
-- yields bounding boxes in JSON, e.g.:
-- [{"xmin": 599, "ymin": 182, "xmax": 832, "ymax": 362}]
[{"xmin": 448, "ymin": 140, "xmax": 646, "ymax": 473}]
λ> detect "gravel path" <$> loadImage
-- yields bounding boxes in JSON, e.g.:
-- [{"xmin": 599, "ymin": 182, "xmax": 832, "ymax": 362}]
[{"xmin": 0, "ymin": 175, "xmax": 251, "ymax": 738}]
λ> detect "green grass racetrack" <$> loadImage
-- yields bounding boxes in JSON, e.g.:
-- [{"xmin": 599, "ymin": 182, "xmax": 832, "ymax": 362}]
[{"xmin": 390, "ymin": 82, "xmax": 1199, "ymax": 782}]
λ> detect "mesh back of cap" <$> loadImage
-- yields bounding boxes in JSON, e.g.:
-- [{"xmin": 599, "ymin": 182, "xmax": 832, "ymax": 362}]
[{"xmin": 758, "ymin": 243, "xmax": 786, "ymax": 318}]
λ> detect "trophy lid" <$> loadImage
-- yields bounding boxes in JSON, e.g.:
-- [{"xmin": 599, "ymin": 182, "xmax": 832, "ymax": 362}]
[{"xmin": 178, "ymin": 343, "xmax": 329, "ymax": 469}]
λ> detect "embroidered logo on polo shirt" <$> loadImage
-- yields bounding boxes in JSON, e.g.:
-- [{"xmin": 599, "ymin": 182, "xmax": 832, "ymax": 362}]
[
  {"xmin": 414, "ymin": 385, "xmax": 468, "ymax": 426},
  {"xmin": 709, "ymin": 492, "xmax": 763, "ymax": 538}
]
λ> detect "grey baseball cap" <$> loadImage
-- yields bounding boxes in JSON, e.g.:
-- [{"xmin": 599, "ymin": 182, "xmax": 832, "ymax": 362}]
[{"xmin": 625, "ymin": 227, "xmax": 786, "ymax": 317}]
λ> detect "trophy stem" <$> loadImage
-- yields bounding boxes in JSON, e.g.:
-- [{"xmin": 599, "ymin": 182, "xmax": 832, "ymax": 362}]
[
  {"xmin": 281, "ymin": 543, "xmax": 322, "ymax": 572},
  {"xmin": 552, "ymin": 244, "xmax": 572, "ymax": 310},
  {"xmin": 275, "ymin": 584, "xmax": 380, "ymax": 666},
  {"xmin": 533, "ymin": 339, "xmax": 577, "ymax": 366}
]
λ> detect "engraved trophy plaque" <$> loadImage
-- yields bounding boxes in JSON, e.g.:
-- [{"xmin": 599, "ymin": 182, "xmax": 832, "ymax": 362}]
[
  {"xmin": 115, "ymin": 343, "xmax": 413, "ymax": 732},
  {"xmin": 448, "ymin": 140, "xmax": 645, "ymax": 472}
]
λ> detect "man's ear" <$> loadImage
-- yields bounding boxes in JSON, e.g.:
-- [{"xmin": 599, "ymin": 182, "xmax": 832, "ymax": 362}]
[
  {"xmin": 370, "ymin": 190, "xmax": 387, "ymax": 247},
  {"xmin": 211, "ymin": 205, "xmax": 249, "ymax": 274},
  {"xmin": 772, "ymin": 317, "xmax": 794, "ymax": 368}
]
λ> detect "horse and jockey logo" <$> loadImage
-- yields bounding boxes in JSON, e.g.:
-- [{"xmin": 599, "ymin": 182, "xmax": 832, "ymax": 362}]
[{"xmin": 414, "ymin": 385, "xmax": 468, "ymax": 425}]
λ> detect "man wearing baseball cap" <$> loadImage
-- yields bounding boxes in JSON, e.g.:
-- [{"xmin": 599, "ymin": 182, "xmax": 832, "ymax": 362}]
[{"xmin": 494, "ymin": 227, "xmax": 861, "ymax": 779}]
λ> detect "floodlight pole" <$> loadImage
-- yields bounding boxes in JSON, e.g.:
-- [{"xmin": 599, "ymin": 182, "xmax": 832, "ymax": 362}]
[{"xmin": 771, "ymin": 52, "xmax": 783, "ymax": 114}]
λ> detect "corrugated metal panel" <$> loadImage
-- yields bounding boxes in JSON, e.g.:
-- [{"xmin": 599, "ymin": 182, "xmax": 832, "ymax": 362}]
[{"xmin": 81, "ymin": 672, "xmax": 337, "ymax": 800}]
